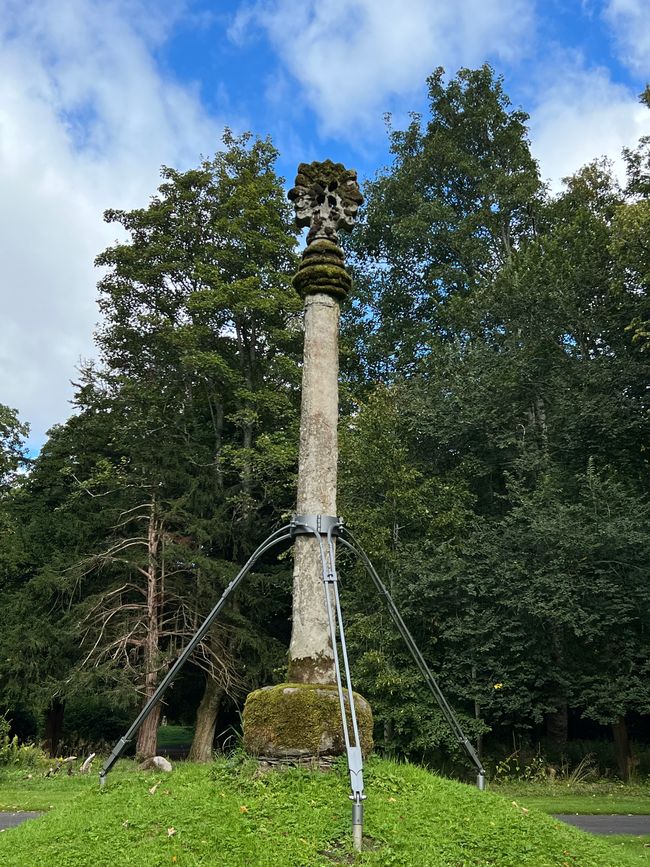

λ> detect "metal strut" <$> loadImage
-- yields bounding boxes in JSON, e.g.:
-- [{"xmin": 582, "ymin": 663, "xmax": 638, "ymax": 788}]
[
  {"xmin": 100, "ymin": 511, "xmax": 485, "ymax": 859},
  {"xmin": 291, "ymin": 515, "xmax": 366, "ymax": 852},
  {"xmin": 339, "ymin": 528, "xmax": 486, "ymax": 789},
  {"xmin": 98, "ymin": 525, "xmax": 294, "ymax": 787}
]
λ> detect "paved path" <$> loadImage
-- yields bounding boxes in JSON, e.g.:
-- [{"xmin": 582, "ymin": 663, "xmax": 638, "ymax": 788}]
[
  {"xmin": 554, "ymin": 814, "xmax": 650, "ymax": 835},
  {"xmin": 0, "ymin": 811, "xmax": 42, "ymax": 832}
]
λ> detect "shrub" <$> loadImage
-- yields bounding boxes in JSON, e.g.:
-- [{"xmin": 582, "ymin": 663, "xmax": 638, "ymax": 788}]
[{"xmin": 0, "ymin": 715, "xmax": 47, "ymax": 768}]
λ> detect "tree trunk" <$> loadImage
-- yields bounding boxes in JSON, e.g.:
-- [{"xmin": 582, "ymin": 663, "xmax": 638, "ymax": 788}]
[
  {"xmin": 612, "ymin": 715, "xmax": 633, "ymax": 782},
  {"xmin": 43, "ymin": 698, "xmax": 65, "ymax": 757},
  {"xmin": 136, "ymin": 699, "xmax": 162, "ymax": 760},
  {"xmin": 188, "ymin": 676, "xmax": 224, "ymax": 762},
  {"xmin": 546, "ymin": 625, "xmax": 568, "ymax": 748},
  {"xmin": 545, "ymin": 702, "xmax": 568, "ymax": 748},
  {"xmin": 472, "ymin": 665, "xmax": 483, "ymax": 759},
  {"xmin": 136, "ymin": 505, "xmax": 162, "ymax": 759},
  {"xmin": 288, "ymin": 292, "xmax": 339, "ymax": 684}
]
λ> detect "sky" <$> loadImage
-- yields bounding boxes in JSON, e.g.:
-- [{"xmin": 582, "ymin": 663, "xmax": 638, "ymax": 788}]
[{"xmin": 1, "ymin": 0, "xmax": 649, "ymax": 451}]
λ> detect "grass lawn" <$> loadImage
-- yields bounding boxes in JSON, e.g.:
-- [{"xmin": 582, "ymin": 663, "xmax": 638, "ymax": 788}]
[
  {"xmin": 494, "ymin": 780, "xmax": 650, "ymax": 816},
  {"xmin": 493, "ymin": 781, "xmax": 650, "ymax": 864},
  {"xmin": 1, "ymin": 757, "xmax": 649, "ymax": 866},
  {"xmin": 157, "ymin": 725, "xmax": 195, "ymax": 750}
]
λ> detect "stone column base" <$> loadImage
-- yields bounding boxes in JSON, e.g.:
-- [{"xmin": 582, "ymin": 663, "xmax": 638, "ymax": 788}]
[{"xmin": 242, "ymin": 683, "xmax": 373, "ymax": 763}]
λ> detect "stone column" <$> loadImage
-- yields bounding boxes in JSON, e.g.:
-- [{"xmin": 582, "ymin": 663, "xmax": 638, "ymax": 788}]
[
  {"xmin": 286, "ymin": 162, "xmax": 362, "ymax": 683},
  {"xmin": 242, "ymin": 162, "xmax": 372, "ymax": 762},
  {"xmin": 288, "ymin": 291, "xmax": 340, "ymax": 682}
]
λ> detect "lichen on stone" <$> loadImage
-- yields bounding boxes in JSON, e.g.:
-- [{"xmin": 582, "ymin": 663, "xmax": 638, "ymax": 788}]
[
  {"xmin": 243, "ymin": 682, "xmax": 373, "ymax": 761},
  {"xmin": 292, "ymin": 237, "xmax": 352, "ymax": 299},
  {"xmin": 288, "ymin": 160, "xmax": 363, "ymax": 245}
]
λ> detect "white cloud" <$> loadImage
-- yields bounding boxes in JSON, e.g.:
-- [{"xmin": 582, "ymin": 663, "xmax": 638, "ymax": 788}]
[
  {"xmin": 0, "ymin": 0, "xmax": 222, "ymax": 449},
  {"xmin": 529, "ymin": 60, "xmax": 650, "ymax": 190},
  {"xmin": 230, "ymin": 0, "xmax": 536, "ymax": 137},
  {"xmin": 604, "ymin": 0, "xmax": 650, "ymax": 75}
]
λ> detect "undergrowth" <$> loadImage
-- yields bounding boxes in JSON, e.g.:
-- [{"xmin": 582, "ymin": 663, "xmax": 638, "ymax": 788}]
[{"xmin": 0, "ymin": 716, "xmax": 46, "ymax": 769}]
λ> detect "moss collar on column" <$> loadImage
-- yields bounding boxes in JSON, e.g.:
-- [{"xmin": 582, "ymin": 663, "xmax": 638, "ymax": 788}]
[{"xmin": 292, "ymin": 239, "xmax": 351, "ymax": 300}]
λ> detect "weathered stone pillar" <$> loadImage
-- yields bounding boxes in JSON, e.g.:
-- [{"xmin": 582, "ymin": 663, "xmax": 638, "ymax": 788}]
[
  {"xmin": 287, "ymin": 163, "xmax": 361, "ymax": 682},
  {"xmin": 243, "ymin": 161, "xmax": 372, "ymax": 762}
]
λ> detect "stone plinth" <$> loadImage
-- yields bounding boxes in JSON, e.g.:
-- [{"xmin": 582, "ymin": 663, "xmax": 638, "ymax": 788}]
[{"xmin": 243, "ymin": 683, "xmax": 373, "ymax": 763}]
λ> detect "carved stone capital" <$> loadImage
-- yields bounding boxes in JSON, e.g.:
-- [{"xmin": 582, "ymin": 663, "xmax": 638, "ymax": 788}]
[{"xmin": 288, "ymin": 160, "xmax": 363, "ymax": 245}]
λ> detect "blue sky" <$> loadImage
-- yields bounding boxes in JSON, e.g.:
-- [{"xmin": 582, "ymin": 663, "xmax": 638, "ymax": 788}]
[{"xmin": 1, "ymin": 0, "xmax": 649, "ymax": 450}]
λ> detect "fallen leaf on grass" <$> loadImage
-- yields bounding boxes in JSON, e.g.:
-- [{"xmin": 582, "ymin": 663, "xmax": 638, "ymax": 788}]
[
  {"xmin": 239, "ymin": 805, "xmax": 249, "ymax": 813},
  {"xmin": 388, "ymin": 797, "xmax": 397, "ymax": 803},
  {"xmin": 149, "ymin": 781, "xmax": 161, "ymax": 795}
]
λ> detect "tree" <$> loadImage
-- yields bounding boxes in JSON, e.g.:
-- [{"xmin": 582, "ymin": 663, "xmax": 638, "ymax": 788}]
[
  {"xmin": 77, "ymin": 130, "xmax": 300, "ymax": 759},
  {"xmin": 0, "ymin": 404, "xmax": 29, "ymax": 493},
  {"xmin": 340, "ymin": 68, "xmax": 649, "ymax": 771},
  {"xmin": 344, "ymin": 64, "xmax": 542, "ymax": 380},
  {"xmin": 0, "ymin": 410, "xmax": 120, "ymax": 755}
]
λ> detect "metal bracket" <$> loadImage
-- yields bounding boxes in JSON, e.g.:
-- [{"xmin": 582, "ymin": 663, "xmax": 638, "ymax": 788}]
[
  {"xmin": 346, "ymin": 745, "xmax": 366, "ymax": 802},
  {"xmin": 291, "ymin": 514, "xmax": 342, "ymax": 537}
]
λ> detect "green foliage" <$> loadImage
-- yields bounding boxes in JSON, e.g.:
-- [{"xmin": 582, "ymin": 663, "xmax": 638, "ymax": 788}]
[
  {"xmin": 0, "ymin": 404, "xmax": 29, "ymax": 493},
  {"xmin": 0, "ymin": 716, "xmax": 46, "ymax": 768},
  {"xmin": 345, "ymin": 64, "xmax": 542, "ymax": 378},
  {"xmin": 340, "ymin": 65, "xmax": 650, "ymax": 771}
]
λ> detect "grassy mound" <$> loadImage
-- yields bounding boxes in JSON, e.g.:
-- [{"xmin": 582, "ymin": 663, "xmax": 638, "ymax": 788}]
[{"xmin": 0, "ymin": 756, "xmax": 645, "ymax": 866}]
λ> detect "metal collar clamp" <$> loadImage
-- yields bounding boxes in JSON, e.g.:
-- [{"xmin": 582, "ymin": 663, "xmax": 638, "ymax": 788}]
[{"xmin": 290, "ymin": 514, "xmax": 343, "ymax": 537}]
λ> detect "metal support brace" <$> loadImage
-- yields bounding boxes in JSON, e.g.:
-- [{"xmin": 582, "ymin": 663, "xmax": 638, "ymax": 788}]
[
  {"xmin": 99, "ymin": 508, "xmax": 485, "ymax": 860},
  {"xmin": 295, "ymin": 514, "xmax": 366, "ymax": 851},
  {"xmin": 290, "ymin": 514, "xmax": 342, "ymax": 538},
  {"xmin": 98, "ymin": 525, "xmax": 293, "ymax": 787},
  {"xmin": 339, "ymin": 528, "xmax": 487, "ymax": 788}
]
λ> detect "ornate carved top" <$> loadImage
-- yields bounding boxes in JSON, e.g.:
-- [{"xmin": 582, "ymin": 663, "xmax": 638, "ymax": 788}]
[{"xmin": 288, "ymin": 160, "xmax": 363, "ymax": 244}]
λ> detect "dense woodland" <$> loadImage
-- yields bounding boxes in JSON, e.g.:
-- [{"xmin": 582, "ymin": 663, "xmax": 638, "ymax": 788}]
[{"xmin": 1, "ymin": 67, "xmax": 648, "ymax": 780}]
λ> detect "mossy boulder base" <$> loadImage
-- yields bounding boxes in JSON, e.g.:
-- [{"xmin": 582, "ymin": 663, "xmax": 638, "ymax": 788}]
[{"xmin": 243, "ymin": 683, "xmax": 373, "ymax": 761}]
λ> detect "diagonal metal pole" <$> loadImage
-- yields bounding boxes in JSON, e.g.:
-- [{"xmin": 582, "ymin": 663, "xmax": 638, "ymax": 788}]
[
  {"xmin": 99, "ymin": 526, "xmax": 293, "ymax": 786},
  {"xmin": 339, "ymin": 528, "xmax": 486, "ymax": 789}
]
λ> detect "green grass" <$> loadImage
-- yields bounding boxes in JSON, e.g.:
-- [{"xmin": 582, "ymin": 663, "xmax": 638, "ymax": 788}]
[
  {"xmin": 605, "ymin": 837, "xmax": 650, "ymax": 860},
  {"xmin": 0, "ymin": 757, "xmax": 648, "ymax": 866},
  {"xmin": 495, "ymin": 780, "xmax": 650, "ymax": 815},
  {"xmin": 156, "ymin": 725, "xmax": 195, "ymax": 750}
]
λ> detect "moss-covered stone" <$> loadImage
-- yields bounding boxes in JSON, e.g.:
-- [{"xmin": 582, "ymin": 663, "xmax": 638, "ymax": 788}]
[
  {"xmin": 304, "ymin": 238, "xmax": 345, "ymax": 259},
  {"xmin": 288, "ymin": 161, "xmax": 363, "ymax": 245},
  {"xmin": 292, "ymin": 240, "xmax": 352, "ymax": 300},
  {"xmin": 242, "ymin": 683, "xmax": 373, "ymax": 761},
  {"xmin": 293, "ymin": 266, "xmax": 351, "ymax": 299}
]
